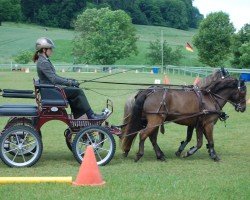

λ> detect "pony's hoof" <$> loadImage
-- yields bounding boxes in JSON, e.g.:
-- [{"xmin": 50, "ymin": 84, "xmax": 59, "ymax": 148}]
[
  {"xmin": 123, "ymin": 152, "xmax": 128, "ymax": 158},
  {"xmin": 182, "ymin": 152, "xmax": 188, "ymax": 158},
  {"xmin": 157, "ymin": 156, "xmax": 166, "ymax": 161},
  {"xmin": 134, "ymin": 154, "xmax": 143, "ymax": 162},
  {"xmin": 175, "ymin": 151, "xmax": 181, "ymax": 157},
  {"xmin": 213, "ymin": 156, "xmax": 220, "ymax": 162}
]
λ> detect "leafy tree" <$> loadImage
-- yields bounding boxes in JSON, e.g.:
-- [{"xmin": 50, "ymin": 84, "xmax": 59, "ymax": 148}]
[
  {"xmin": 20, "ymin": 0, "xmax": 41, "ymax": 22},
  {"xmin": 73, "ymin": 8, "xmax": 138, "ymax": 64},
  {"xmin": 138, "ymin": 0, "xmax": 163, "ymax": 26},
  {"xmin": 181, "ymin": 0, "xmax": 203, "ymax": 28},
  {"xmin": 14, "ymin": 50, "xmax": 33, "ymax": 64},
  {"xmin": 160, "ymin": 0, "xmax": 189, "ymax": 30},
  {"xmin": 193, "ymin": 12, "xmax": 234, "ymax": 67},
  {"xmin": 238, "ymin": 42, "xmax": 250, "ymax": 68},
  {"xmin": 0, "ymin": 0, "xmax": 21, "ymax": 26},
  {"xmin": 21, "ymin": 0, "xmax": 86, "ymax": 29},
  {"xmin": 231, "ymin": 24, "xmax": 250, "ymax": 68},
  {"xmin": 19, "ymin": 0, "xmax": 203, "ymax": 30},
  {"xmin": 147, "ymin": 39, "xmax": 183, "ymax": 65}
]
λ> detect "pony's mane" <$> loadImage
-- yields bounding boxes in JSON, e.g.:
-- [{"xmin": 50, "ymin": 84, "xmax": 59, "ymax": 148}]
[
  {"xmin": 197, "ymin": 69, "xmax": 223, "ymax": 90},
  {"xmin": 210, "ymin": 77, "xmax": 238, "ymax": 93}
]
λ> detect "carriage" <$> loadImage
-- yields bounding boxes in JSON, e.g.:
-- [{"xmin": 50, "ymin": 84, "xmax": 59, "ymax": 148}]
[
  {"xmin": 0, "ymin": 68, "xmax": 247, "ymax": 167},
  {"xmin": 0, "ymin": 80, "xmax": 121, "ymax": 167}
]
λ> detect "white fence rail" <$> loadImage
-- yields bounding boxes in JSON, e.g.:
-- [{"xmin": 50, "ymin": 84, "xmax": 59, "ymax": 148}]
[{"xmin": 0, "ymin": 63, "xmax": 249, "ymax": 77}]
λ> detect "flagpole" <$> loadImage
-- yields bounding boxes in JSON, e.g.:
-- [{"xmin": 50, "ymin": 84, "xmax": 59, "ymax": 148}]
[{"xmin": 161, "ymin": 30, "xmax": 163, "ymax": 74}]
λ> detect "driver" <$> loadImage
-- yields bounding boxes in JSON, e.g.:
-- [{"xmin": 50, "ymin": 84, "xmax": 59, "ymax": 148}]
[{"xmin": 33, "ymin": 37, "xmax": 105, "ymax": 120}]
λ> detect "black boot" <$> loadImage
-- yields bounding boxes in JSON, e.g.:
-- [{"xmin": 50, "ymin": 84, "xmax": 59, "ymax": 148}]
[
  {"xmin": 86, "ymin": 109, "xmax": 106, "ymax": 120},
  {"xmin": 89, "ymin": 113, "xmax": 105, "ymax": 120}
]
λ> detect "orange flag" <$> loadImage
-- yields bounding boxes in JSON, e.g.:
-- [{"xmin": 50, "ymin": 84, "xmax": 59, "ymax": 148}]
[{"xmin": 186, "ymin": 42, "xmax": 194, "ymax": 52}]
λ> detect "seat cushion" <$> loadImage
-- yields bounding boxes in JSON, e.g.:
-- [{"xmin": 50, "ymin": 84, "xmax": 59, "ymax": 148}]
[
  {"xmin": 0, "ymin": 106, "xmax": 38, "ymax": 117},
  {"xmin": 0, "ymin": 104, "xmax": 37, "ymax": 108}
]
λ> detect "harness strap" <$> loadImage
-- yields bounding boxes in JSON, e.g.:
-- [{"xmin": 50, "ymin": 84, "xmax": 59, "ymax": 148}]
[{"xmin": 157, "ymin": 88, "xmax": 168, "ymax": 114}]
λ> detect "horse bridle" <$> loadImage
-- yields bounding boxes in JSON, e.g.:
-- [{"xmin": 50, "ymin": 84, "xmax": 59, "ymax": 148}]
[{"xmin": 208, "ymin": 81, "xmax": 246, "ymax": 111}]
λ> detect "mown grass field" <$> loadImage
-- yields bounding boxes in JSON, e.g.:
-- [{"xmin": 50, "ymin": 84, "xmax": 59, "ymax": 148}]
[
  {"xmin": 0, "ymin": 71, "xmax": 249, "ymax": 200},
  {"xmin": 0, "ymin": 22, "xmax": 201, "ymax": 66}
]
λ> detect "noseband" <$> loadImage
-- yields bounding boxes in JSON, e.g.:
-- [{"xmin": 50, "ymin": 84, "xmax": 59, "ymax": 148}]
[{"xmin": 234, "ymin": 82, "xmax": 247, "ymax": 111}]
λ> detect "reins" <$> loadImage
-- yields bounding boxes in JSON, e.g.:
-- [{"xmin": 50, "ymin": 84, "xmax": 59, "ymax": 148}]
[{"xmin": 78, "ymin": 68, "xmax": 137, "ymax": 84}]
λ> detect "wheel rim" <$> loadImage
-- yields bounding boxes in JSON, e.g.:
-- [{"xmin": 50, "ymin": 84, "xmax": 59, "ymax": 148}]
[
  {"xmin": 75, "ymin": 129, "xmax": 113, "ymax": 165},
  {"xmin": 1, "ymin": 129, "xmax": 40, "ymax": 167}
]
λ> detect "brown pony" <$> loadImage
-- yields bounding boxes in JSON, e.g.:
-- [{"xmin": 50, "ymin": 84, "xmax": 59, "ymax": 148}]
[{"xmin": 121, "ymin": 69, "xmax": 247, "ymax": 162}]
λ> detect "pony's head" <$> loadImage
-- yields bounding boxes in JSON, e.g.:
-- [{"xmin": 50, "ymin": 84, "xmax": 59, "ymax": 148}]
[
  {"xmin": 209, "ymin": 77, "xmax": 247, "ymax": 112},
  {"xmin": 229, "ymin": 79, "xmax": 247, "ymax": 112}
]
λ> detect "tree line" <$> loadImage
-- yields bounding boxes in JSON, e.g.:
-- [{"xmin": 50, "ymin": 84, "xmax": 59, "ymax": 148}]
[{"xmin": 0, "ymin": 0, "xmax": 203, "ymax": 30}]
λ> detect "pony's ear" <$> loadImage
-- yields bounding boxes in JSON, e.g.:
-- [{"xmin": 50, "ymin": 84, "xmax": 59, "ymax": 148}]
[
  {"xmin": 239, "ymin": 79, "xmax": 245, "ymax": 87},
  {"xmin": 220, "ymin": 67, "xmax": 230, "ymax": 78}
]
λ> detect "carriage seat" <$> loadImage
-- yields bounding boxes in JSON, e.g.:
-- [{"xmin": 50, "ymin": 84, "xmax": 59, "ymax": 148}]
[
  {"xmin": 34, "ymin": 82, "xmax": 68, "ymax": 107},
  {"xmin": 0, "ymin": 104, "xmax": 38, "ymax": 116},
  {"xmin": 2, "ymin": 89, "xmax": 35, "ymax": 99}
]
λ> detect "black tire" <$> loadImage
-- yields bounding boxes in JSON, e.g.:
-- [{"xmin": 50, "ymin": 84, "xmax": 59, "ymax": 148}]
[
  {"xmin": 4, "ymin": 117, "xmax": 42, "ymax": 138},
  {"xmin": 64, "ymin": 128, "xmax": 76, "ymax": 152},
  {"xmin": 72, "ymin": 125, "xmax": 116, "ymax": 166},
  {"xmin": 5, "ymin": 117, "xmax": 33, "ymax": 129},
  {"xmin": 0, "ymin": 125, "xmax": 43, "ymax": 167}
]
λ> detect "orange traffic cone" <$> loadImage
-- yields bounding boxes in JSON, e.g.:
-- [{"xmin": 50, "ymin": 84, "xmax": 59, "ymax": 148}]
[
  {"xmin": 163, "ymin": 75, "xmax": 170, "ymax": 84},
  {"xmin": 72, "ymin": 146, "xmax": 105, "ymax": 186},
  {"xmin": 193, "ymin": 77, "xmax": 201, "ymax": 85}
]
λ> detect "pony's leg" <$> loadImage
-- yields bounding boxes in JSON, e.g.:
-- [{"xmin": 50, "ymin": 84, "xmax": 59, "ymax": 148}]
[
  {"xmin": 148, "ymin": 128, "xmax": 166, "ymax": 161},
  {"xmin": 175, "ymin": 126, "xmax": 194, "ymax": 157},
  {"xmin": 122, "ymin": 133, "xmax": 137, "ymax": 158},
  {"xmin": 183, "ymin": 125, "xmax": 203, "ymax": 157},
  {"xmin": 203, "ymin": 124, "xmax": 220, "ymax": 161},
  {"xmin": 134, "ymin": 124, "xmax": 160, "ymax": 162},
  {"xmin": 134, "ymin": 131, "xmax": 146, "ymax": 162}
]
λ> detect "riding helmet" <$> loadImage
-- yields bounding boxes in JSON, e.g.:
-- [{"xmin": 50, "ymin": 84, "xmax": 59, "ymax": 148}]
[{"xmin": 35, "ymin": 37, "xmax": 55, "ymax": 51}]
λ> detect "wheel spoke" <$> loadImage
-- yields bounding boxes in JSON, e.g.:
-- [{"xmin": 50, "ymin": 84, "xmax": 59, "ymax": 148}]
[
  {"xmin": 20, "ymin": 132, "xmax": 29, "ymax": 145},
  {"xmin": 5, "ymin": 140, "xmax": 18, "ymax": 147},
  {"xmin": 25, "ymin": 149, "xmax": 35, "ymax": 155},
  {"xmin": 86, "ymin": 133, "xmax": 94, "ymax": 145},
  {"xmin": 94, "ymin": 148, "xmax": 102, "ymax": 160},
  {"xmin": 21, "ymin": 150, "xmax": 26, "ymax": 162},
  {"xmin": 96, "ymin": 146, "xmax": 110, "ymax": 152},
  {"xmin": 4, "ymin": 147, "xmax": 19, "ymax": 153},
  {"xmin": 21, "ymin": 141, "xmax": 36, "ymax": 148},
  {"xmin": 96, "ymin": 138, "xmax": 108, "ymax": 146},
  {"xmin": 11, "ymin": 150, "xmax": 19, "ymax": 162},
  {"xmin": 78, "ymin": 141, "xmax": 87, "ymax": 146},
  {"xmin": 79, "ymin": 149, "xmax": 86, "ymax": 157},
  {"xmin": 15, "ymin": 133, "xmax": 21, "ymax": 145}
]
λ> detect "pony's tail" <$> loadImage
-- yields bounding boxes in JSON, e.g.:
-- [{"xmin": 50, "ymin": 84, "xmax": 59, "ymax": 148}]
[{"xmin": 121, "ymin": 92, "xmax": 147, "ymax": 153}]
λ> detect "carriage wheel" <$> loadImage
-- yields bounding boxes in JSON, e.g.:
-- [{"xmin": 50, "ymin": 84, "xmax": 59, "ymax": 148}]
[
  {"xmin": 0, "ymin": 125, "xmax": 43, "ymax": 167},
  {"xmin": 72, "ymin": 125, "xmax": 116, "ymax": 166},
  {"xmin": 3, "ymin": 126, "xmax": 40, "ymax": 157},
  {"xmin": 64, "ymin": 128, "xmax": 76, "ymax": 151}
]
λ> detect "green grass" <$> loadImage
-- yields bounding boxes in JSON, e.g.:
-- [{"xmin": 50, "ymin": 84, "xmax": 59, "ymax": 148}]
[
  {"xmin": 0, "ymin": 71, "xmax": 249, "ymax": 199},
  {"xmin": 0, "ymin": 22, "xmax": 201, "ymax": 66}
]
